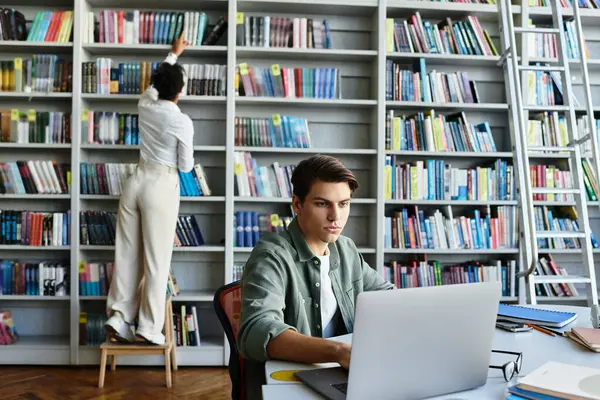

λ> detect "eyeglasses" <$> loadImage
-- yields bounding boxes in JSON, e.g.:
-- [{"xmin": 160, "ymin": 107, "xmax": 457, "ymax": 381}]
[{"xmin": 489, "ymin": 350, "xmax": 523, "ymax": 382}]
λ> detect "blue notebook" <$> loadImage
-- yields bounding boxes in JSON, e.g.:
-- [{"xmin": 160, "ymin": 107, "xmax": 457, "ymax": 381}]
[
  {"xmin": 507, "ymin": 385, "xmax": 564, "ymax": 399},
  {"xmin": 497, "ymin": 304, "xmax": 577, "ymax": 328}
]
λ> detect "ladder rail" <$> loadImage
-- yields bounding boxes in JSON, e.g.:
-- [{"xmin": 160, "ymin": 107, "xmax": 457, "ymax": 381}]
[
  {"xmin": 497, "ymin": 0, "xmax": 537, "ymax": 303},
  {"xmin": 551, "ymin": 0, "xmax": 598, "ymax": 307},
  {"xmin": 571, "ymin": 1, "xmax": 600, "ymax": 305}
]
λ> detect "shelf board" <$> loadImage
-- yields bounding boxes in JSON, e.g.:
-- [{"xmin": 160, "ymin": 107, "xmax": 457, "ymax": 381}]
[
  {"xmin": 0, "ymin": 41, "xmax": 72, "ymax": 52},
  {"xmin": 80, "ymin": 144, "xmax": 226, "ymax": 151},
  {"xmin": 386, "ymin": 101, "xmax": 508, "ymax": 111},
  {"xmin": 80, "ymin": 194, "xmax": 225, "ymax": 202},
  {"xmin": 0, "ymin": 92, "xmax": 71, "ymax": 99},
  {"xmin": 81, "ymin": 94, "xmax": 227, "ymax": 103},
  {"xmin": 238, "ymin": 0, "xmax": 377, "ymax": 16},
  {"xmin": 234, "ymin": 196, "xmax": 376, "ymax": 204},
  {"xmin": 385, "ymin": 200, "xmax": 517, "ymax": 206},
  {"xmin": 80, "ymin": 291, "xmax": 215, "ymax": 301},
  {"xmin": 237, "ymin": 47, "xmax": 377, "ymax": 61},
  {"xmin": 235, "ymin": 146, "xmax": 377, "ymax": 155},
  {"xmin": 83, "ymin": 43, "xmax": 227, "ymax": 56},
  {"xmin": 235, "ymin": 246, "xmax": 376, "ymax": 253},
  {"xmin": 385, "ymin": 150, "xmax": 513, "ymax": 158},
  {"xmin": 0, "ymin": 245, "xmax": 70, "ymax": 251},
  {"xmin": 385, "ymin": 248, "xmax": 519, "ymax": 254},
  {"xmin": 80, "ymin": 245, "xmax": 225, "ymax": 252},
  {"xmin": 0, "ymin": 295, "xmax": 70, "ymax": 301},
  {"xmin": 0, "ymin": 194, "xmax": 70, "ymax": 200},
  {"xmin": 0, "ymin": 143, "xmax": 70, "ymax": 149},
  {"xmin": 236, "ymin": 97, "xmax": 377, "ymax": 108},
  {"xmin": 386, "ymin": 1, "xmax": 506, "ymax": 21},
  {"xmin": 0, "ymin": 335, "xmax": 69, "ymax": 350},
  {"xmin": 387, "ymin": 52, "xmax": 500, "ymax": 66}
]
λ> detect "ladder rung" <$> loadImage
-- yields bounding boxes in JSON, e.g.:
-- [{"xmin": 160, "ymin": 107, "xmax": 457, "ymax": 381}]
[
  {"xmin": 531, "ymin": 188, "xmax": 581, "ymax": 195},
  {"xmin": 514, "ymin": 27, "xmax": 560, "ymax": 34},
  {"xmin": 532, "ymin": 276, "xmax": 592, "ymax": 284},
  {"xmin": 519, "ymin": 65, "xmax": 565, "ymax": 72},
  {"xmin": 536, "ymin": 231, "xmax": 586, "ymax": 239},
  {"xmin": 528, "ymin": 146, "xmax": 575, "ymax": 152}
]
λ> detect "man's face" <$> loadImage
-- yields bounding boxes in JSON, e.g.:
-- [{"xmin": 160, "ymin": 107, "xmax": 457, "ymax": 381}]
[{"xmin": 293, "ymin": 179, "xmax": 352, "ymax": 246}]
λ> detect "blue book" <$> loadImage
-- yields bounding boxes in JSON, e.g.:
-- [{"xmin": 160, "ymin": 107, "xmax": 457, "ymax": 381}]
[
  {"xmin": 507, "ymin": 385, "xmax": 564, "ymax": 400},
  {"xmin": 497, "ymin": 304, "xmax": 577, "ymax": 328}
]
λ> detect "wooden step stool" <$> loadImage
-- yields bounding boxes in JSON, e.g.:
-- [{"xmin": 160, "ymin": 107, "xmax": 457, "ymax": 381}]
[{"xmin": 98, "ymin": 297, "xmax": 177, "ymax": 388}]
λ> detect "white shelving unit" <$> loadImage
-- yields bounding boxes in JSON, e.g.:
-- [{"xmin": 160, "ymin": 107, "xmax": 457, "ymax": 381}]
[{"xmin": 1, "ymin": 0, "xmax": 600, "ymax": 366}]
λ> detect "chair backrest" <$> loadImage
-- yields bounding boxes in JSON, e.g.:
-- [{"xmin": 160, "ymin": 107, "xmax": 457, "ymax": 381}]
[{"xmin": 214, "ymin": 280, "xmax": 244, "ymax": 400}]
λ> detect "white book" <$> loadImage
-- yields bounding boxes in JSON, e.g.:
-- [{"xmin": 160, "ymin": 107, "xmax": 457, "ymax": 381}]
[
  {"xmin": 518, "ymin": 361, "xmax": 600, "ymax": 400},
  {"xmin": 191, "ymin": 306, "xmax": 201, "ymax": 346}
]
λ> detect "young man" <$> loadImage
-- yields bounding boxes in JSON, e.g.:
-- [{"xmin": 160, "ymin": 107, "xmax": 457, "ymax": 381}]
[
  {"xmin": 237, "ymin": 154, "xmax": 394, "ymax": 399},
  {"xmin": 104, "ymin": 33, "xmax": 193, "ymax": 345}
]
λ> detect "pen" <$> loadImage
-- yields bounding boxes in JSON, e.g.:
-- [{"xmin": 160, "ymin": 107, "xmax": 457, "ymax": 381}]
[{"xmin": 526, "ymin": 323, "xmax": 556, "ymax": 337}]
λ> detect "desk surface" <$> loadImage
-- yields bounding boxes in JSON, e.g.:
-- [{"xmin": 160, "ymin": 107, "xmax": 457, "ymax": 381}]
[{"xmin": 263, "ymin": 305, "xmax": 598, "ymax": 400}]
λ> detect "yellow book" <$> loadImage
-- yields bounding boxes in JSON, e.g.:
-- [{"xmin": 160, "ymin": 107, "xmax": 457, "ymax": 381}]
[{"xmin": 386, "ymin": 18, "xmax": 394, "ymax": 53}]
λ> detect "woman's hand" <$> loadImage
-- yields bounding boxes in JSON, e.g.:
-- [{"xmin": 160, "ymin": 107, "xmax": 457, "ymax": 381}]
[{"xmin": 172, "ymin": 31, "xmax": 190, "ymax": 57}]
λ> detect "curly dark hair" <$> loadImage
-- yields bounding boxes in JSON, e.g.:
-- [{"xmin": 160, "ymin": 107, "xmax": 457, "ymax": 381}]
[{"xmin": 151, "ymin": 62, "xmax": 185, "ymax": 101}]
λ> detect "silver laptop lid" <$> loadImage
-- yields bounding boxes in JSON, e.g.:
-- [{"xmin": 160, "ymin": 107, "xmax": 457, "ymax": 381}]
[{"xmin": 346, "ymin": 281, "xmax": 502, "ymax": 400}]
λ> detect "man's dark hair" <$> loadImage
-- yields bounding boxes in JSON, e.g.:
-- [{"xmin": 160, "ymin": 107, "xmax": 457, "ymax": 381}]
[
  {"xmin": 291, "ymin": 154, "xmax": 359, "ymax": 203},
  {"xmin": 151, "ymin": 62, "xmax": 185, "ymax": 101}
]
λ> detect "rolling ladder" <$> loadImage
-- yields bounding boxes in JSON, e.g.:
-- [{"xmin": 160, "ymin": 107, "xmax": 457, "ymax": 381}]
[{"xmin": 497, "ymin": 0, "xmax": 599, "ymax": 306}]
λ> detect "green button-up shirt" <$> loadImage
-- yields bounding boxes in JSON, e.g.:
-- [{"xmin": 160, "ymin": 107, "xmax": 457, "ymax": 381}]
[{"xmin": 237, "ymin": 217, "xmax": 394, "ymax": 399}]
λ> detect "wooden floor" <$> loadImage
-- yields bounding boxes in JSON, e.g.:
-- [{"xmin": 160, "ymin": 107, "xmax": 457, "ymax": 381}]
[{"xmin": 0, "ymin": 366, "xmax": 231, "ymax": 400}]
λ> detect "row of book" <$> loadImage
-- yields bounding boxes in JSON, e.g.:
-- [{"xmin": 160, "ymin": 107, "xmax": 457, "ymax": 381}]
[
  {"xmin": 236, "ymin": 15, "xmax": 332, "ymax": 49},
  {"xmin": 79, "ymin": 312, "xmax": 106, "ymax": 346},
  {"xmin": 384, "ymin": 206, "xmax": 519, "ymax": 250},
  {"xmin": 526, "ymin": 68, "xmax": 565, "ymax": 107},
  {"xmin": 384, "ymin": 158, "xmax": 516, "ymax": 201},
  {"xmin": 0, "ymin": 56, "xmax": 72, "ymax": 93},
  {"xmin": 0, "ymin": 312, "xmax": 17, "ymax": 345},
  {"xmin": 383, "ymin": 259, "xmax": 518, "ymax": 297},
  {"xmin": 83, "ymin": 10, "xmax": 227, "ymax": 46},
  {"xmin": 0, "ymin": 110, "xmax": 71, "ymax": 144},
  {"xmin": 181, "ymin": 64, "xmax": 227, "ymax": 97},
  {"xmin": 234, "ymin": 211, "xmax": 293, "ymax": 248},
  {"xmin": 79, "ymin": 210, "xmax": 207, "ymax": 248},
  {"xmin": 79, "ymin": 162, "xmax": 212, "ymax": 197},
  {"xmin": 0, "ymin": 210, "xmax": 70, "ymax": 246},
  {"xmin": 0, "ymin": 261, "xmax": 68, "ymax": 296},
  {"xmin": 82, "ymin": 59, "xmax": 227, "ymax": 97},
  {"xmin": 385, "ymin": 110, "xmax": 497, "ymax": 152},
  {"xmin": 81, "ymin": 111, "xmax": 139, "ymax": 145},
  {"xmin": 0, "ymin": 8, "xmax": 26, "ymax": 41},
  {"xmin": 533, "ymin": 255, "xmax": 580, "ymax": 297},
  {"xmin": 386, "ymin": 59, "xmax": 480, "ymax": 103},
  {"xmin": 535, "ymin": 205, "xmax": 600, "ymax": 249},
  {"xmin": 234, "ymin": 151, "xmax": 295, "ymax": 198},
  {"xmin": 0, "ymin": 161, "xmax": 70, "ymax": 195},
  {"xmin": 527, "ymin": 20, "xmax": 588, "ymax": 60},
  {"xmin": 530, "ymin": 165, "xmax": 577, "ymax": 202},
  {"xmin": 27, "ymin": 11, "xmax": 73, "ymax": 43},
  {"xmin": 232, "ymin": 264, "xmax": 244, "ymax": 281},
  {"xmin": 234, "ymin": 115, "xmax": 311, "ymax": 148},
  {"xmin": 529, "ymin": 0, "xmax": 598, "ymax": 7},
  {"xmin": 79, "ymin": 261, "xmax": 178, "ymax": 298},
  {"xmin": 79, "ymin": 261, "xmax": 114, "ymax": 297},
  {"xmin": 236, "ymin": 64, "xmax": 340, "ymax": 99},
  {"xmin": 386, "ymin": 14, "xmax": 497, "ymax": 56}
]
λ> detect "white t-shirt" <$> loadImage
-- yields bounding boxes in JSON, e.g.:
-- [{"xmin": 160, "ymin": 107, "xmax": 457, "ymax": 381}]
[{"xmin": 318, "ymin": 254, "xmax": 338, "ymax": 338}]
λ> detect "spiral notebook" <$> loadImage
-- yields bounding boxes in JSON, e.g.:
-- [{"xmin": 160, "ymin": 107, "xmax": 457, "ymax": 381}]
[{"xmin": 497, "ymin": 304, "xmax": 578, "ymax": 328}]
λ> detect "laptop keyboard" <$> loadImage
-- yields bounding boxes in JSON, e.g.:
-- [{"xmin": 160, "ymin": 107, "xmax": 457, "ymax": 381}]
[{"xmin": 332, "ymin": 382, "xmax": 348, "ymax": 394}]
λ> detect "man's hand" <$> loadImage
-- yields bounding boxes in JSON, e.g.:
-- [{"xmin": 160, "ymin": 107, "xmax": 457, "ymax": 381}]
[
  {"xmin": 172, "ymin": 31, "xmax": 189, "ymax": 57},
  {"xmin": 335, "ymin": 342, "xmax": 351, "ymax": 369}
]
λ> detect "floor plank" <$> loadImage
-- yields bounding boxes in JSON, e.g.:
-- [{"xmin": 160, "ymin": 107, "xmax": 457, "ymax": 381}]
[{"xmin": 0, "ymin": 366, "xmax": 231, "ymax": 400}]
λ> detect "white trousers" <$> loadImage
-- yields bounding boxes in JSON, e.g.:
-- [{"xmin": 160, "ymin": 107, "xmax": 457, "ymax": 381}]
[{"xmin": 106, "ymin": 159, "xmax": 180, "ymax": 343}]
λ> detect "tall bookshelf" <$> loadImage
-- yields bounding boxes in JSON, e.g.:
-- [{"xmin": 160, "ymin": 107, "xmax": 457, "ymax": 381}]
[{"xmin": 1, "ymin": 0, "xmax": 599, "ymax": 366}]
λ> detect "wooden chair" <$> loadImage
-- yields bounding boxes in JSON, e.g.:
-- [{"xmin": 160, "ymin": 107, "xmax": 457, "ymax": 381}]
[{"xmin": 98, "ymin": 297, "xmax": 178, "ymax": 388}]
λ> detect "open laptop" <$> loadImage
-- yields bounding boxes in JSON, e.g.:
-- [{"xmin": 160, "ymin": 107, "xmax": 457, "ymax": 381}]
[{"xmin": 295, "ymin": 281, "xmax": 502, "ymax": 400}]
